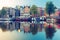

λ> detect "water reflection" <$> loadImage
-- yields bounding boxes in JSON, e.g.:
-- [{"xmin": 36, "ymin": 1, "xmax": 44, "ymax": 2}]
[
  {"xmin": 0, "ymin": 21, "xmax": 45, "ymax": 33},
  {"xmin": 0, "ymin": 21, "xmax": 58, "ymax": 40},
  {"xmin": 45, "ymin": 24, "xmax": 56, "ymax": 40}
]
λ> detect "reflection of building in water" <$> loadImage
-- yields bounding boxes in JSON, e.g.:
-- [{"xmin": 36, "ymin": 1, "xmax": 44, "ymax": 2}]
[
  {"xmin": 6, "ymin": 22, "xmax": 20, "ymax": 31},
  {"xmin": 8, "ymin": 22, "xmax": 15, "ymax": 31},
  {"xmin": 0, "ymin": 21, "xmax": 48, "ymax": 33},
  {"xmin": 38, "ymin": 24, "xmax": 43, "ymax": 32},
  {"xmin": 20, "ymin": 22, "xmax": 30, "ymax": 33},
  {"xmin": 30, "ymin": 23, "xmax": 38, "ymax": 35},
  {"xmin": 5, "ymin": 22, "xmax": 20, "ymax": 31},
  {"xmin": 30, "ymin": 23, "xmax": 44, "ymax": 32},
  {"xmin": 15, "ymin": 22, "xmax": 20, "ymax": 30}
]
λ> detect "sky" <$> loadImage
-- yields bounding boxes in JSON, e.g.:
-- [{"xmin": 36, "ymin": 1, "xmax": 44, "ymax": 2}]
[{"xmin": 0, "ymin": 0, "xmax": 60, "ymax": 9}]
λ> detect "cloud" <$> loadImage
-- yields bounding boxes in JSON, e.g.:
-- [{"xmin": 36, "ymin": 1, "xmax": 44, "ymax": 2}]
[{"xmin": 0, "ymin": 0, "xmax": 27, "ymax": 9}]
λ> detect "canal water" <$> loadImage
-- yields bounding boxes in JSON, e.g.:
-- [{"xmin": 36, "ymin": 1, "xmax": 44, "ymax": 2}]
[{"xmin": 0, "ymin": 21, "xmax": 60, "ymax": 40}]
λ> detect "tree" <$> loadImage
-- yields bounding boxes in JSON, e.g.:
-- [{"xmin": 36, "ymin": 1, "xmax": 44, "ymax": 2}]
[
  {"xmin": 45, "ymin": 1, "xmax": 57, "ymax": 25},
  {"xmin": 30, "ymin": 5, "xmax": 38, "ymax": 17},
  {"xmin": 45, "ymin": 1, "xmax": 56, "ymax": 16},
  {"xmin": 1, "ymin": 8, "xmax": 7, "ymax": 17},
  {"xmin": 45, "ymin": 2, "xmax": 56, "ymax": 40}
]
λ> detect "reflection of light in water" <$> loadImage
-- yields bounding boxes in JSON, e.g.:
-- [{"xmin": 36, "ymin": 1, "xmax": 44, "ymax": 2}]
[
  {"xmin": 0, "ymin": 29, "xmax": 22, "ymax": 40},
  {"xmin": 0, "ymin": 29, "xmax": 2, "ymax": 32},
  {"xmin": 18, "ymin": 29, "xmax": 20, "ymax": 32},
  {"xmin": 0, "ymin": 29, "xmax": 12, "ymax": 40}
]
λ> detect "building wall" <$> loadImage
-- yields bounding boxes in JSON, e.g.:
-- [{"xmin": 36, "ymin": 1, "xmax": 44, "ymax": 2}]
[
  {"xmin": 20, "ymin": 6, "xmax": 30, "ymax": 18},
  {"xmin": 24, "ymin": 6, "xmax": 30, "ymax": 13},
  {"xmin": 55, "ymin": 9, "xmax": 60, "ymax": 16},
  {"xmin": 8, "ymin": 8, "xmax": 15, "ymax": 18},
  {"xmin": 15, "ymin": 9, "xmax": 20, "ymax": 17},
  {"xmin": 20, "ymin": 6, "xmax": 24, "ymax": 14}
]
